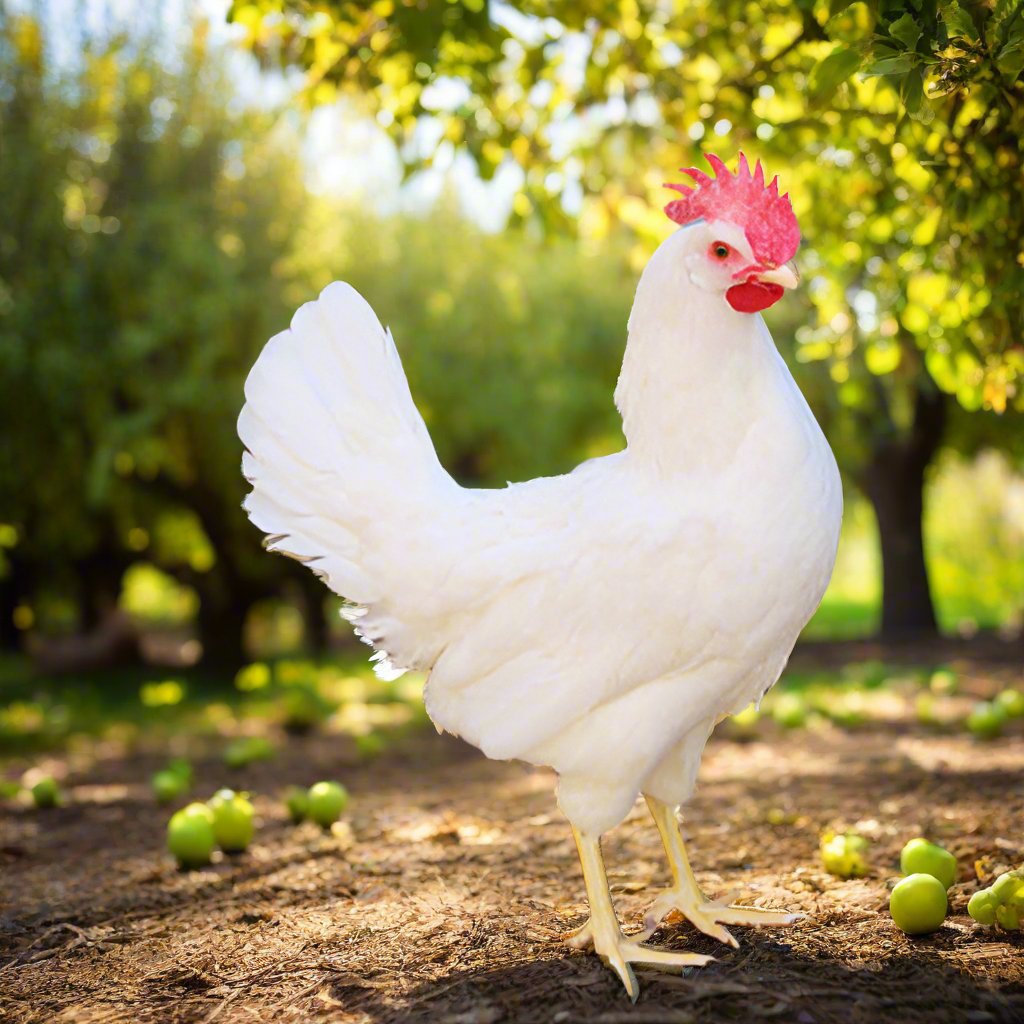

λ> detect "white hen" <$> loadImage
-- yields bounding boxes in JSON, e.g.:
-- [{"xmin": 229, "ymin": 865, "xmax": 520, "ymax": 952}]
[{"xmin": 238, "ymin": 153, "xmax": 843, "ymax": 998}]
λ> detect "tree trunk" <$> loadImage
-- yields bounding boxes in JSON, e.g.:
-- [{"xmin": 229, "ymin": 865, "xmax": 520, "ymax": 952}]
[
  {"xmin": 158, "ymin": 475, "xmax": 269, "ymax": 672},
  {"xmin": 860, "ymin": 385, "xmax": 947, "ymax": 640},
  {"xmin": 0, "ymin": 555, "xmax": 27, "ymax": 652},
  {"xmin": 864, "ymin": 456, "xmax": 936, "ymax": 637},
  {"xmin": 297, "ymin": 574, "xmax": 330, "ymax": 655},
  {"xmin": 196, "ymin": 576, "xmax": 251, "ymax": 671},
  {"xmin": 76, "ymin": 545, "xmax": 128, "ymax": 632}
]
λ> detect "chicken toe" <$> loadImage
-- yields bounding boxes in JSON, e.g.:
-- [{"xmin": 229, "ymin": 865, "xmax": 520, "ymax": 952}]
[
  {"xmin": 569, "ymin": 826, "xmax": 713, "ymax": 1002},
  {"xmin": 640, "ymin": 795, "xmax": 803, "ymax": 947}
]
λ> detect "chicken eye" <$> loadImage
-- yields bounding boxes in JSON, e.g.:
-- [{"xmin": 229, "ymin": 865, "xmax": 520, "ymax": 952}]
[{"xmin": 712, "ymin": 243, "xmax": 731, "ymax": 260}]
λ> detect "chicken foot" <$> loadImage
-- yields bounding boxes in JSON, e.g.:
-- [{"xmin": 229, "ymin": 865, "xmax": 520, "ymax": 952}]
[
  {"xmin": 639, "ymin": 795, "xmax": 801, "ymax": 947},
  {"xmin": 565, "ymin": 825, "xmax": 713, "ymax": 1001}
]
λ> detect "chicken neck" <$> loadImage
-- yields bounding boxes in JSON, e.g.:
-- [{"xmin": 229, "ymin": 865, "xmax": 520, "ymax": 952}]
[{"xmin": 614, "ymin": 250, "xmax": 780, "ymax": 475}]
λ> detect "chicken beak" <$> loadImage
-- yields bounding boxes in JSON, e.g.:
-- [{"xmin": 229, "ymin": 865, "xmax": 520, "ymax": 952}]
[{"xmin": 756, "ymin": 261, "xmax": 800, "ymax": 290}]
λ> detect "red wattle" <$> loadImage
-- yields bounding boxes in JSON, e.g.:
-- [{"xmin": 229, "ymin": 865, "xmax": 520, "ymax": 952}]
[{"xmin": 726, "ymin": 281, "xmax": 784, "ymax": 313}]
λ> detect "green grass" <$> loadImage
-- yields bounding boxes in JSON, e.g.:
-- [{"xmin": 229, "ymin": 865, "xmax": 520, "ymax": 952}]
[
  {"xmin": 803, "ymin": 455, "xmax": 1024, "ymax": 640},
  {"xmin": 0, "ymin": 651, "xmax": 424, "ymax": 757},
  {"xmin": 802, "ymin": 596, "xmax": 878, "ymax": 640}
]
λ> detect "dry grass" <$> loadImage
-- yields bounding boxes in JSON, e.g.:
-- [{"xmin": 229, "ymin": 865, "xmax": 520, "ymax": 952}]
[{"xmin": 2, "ymin": 663, "xmax": 1023, "ymax": 1023}]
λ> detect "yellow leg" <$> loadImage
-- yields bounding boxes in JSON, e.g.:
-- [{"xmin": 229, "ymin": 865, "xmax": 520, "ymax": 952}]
[
  {"xmin": 566, "ymin": 825, "xmax": 713, "ymax": 1002},
  {"xmin": 641, "ymin": 795, "xmax": 801, "ymax": 947}
]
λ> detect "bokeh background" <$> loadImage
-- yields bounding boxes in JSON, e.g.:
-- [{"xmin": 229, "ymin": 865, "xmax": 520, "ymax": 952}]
[{"xmin": 0, "ymin": 0, "xmax": 1022, "ymax": 737}]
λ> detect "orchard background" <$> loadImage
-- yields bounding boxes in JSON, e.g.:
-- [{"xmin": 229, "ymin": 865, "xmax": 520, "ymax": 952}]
[{"xmin": 0, "ymin": 2, "xmax": 1022, "ymax": 1022}]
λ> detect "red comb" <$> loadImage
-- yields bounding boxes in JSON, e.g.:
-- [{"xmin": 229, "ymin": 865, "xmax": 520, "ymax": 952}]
[{"xmin": 665, "ymin": 152, "xmax": 800, "ymax": 267}]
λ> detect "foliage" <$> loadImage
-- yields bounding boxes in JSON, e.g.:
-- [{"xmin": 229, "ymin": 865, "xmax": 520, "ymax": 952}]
[
  {"xmin": 925, "ymin": 449, "xmax": 1024, "ymax": 630},
  {"xmin": 0, "ymin": 10, "xmax": 316, "ymax": 656},
  {"xmin": 233, "ymin": 0, "xmax": 1024, "ymax": 416},
  {"xmin": 2, "ymin": 2, "xmax": 1022, "ymax": 658},
  {"xmin": 292, "ymin": 201, "xmax": 636, "ymax": 483},
  {"xmin": 808, "ymin": 451, "xmax": 1024, "ymax": 638},
  {"xmin": 0, "ymin": 650, "xmax": 423, "ymax": 754}
]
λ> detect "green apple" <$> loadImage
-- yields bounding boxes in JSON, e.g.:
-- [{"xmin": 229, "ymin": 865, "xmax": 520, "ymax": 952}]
[
  {"xmin": 990, "ymin": 870, "xmax": 1022, "ymax": 903},
  {"xmin": 207, "ymin": 789, "xmax": 255, "ymax": 852},
  {"xmin": 1008, "ymin": 879, "xmax": 1024, "ymax": 913},
  {"xmin": 223, "ymin": 736, "xmax": 274, "ymax": 768},
  {"xmin": 281, "ymin": 686, "xmax": 333, "ymax": 733},
  {"xmin": 355, "ymin": 732, "xmax": 387, "ymax": 758},
  {"xmin": 179, "ymin": 801, "xmax": 214, "ymax": 820},
  {"xmin": 167, "ymin": 803, "xmax": 216, "ymax": 868},
  {"xmin": 890, "ymin": 873, "xmax": 947, "ymax": 935},
  {"xmin": 0, "ymin": 780, "xmax": 21, "ymax": 801},
  {"xmin": 995, "ymin": 688, "xmax": 1024, "ymax": 719},
  {"xmin": 966, "ymin": 701, "xmax": 1007, "ymax": 739},
  {"xmin": 996, "ymin": 903, "xmax": 1020, "ymax": 931},
  {"xmin": 899, "ymin": 838, "xmax": 957, "ymax": 890},
  {"xmin": 915, "ymin": 694, "xmax": 940, "ymax": 727},
  {"xmin": 284, "ymin": 786, "xmax": 309, "ymax": 823},
  {"xmin": 829, "ymin": 700, "xmax": 867, "ymax": 729},
  {"xmin": 167, "ymin": 758, "xmax": 194, "ymax": 785},
  {"xmin": 967, "ymin": 888, "xmax": 998, "ymax": 926},
  {"xmin": 152, "ymin": 769, "xmax": 186, "ymax": 804},
  {"xmin": 820, "ymin": 832, "xmax": 870, "ymax": 879},
  {"xmin": 31, "ymin": 777, "xmax": 60, "ymax": 808},
  {"xmin": 307, "ymin": 781, "xmax": 349, "ymax": 828}
]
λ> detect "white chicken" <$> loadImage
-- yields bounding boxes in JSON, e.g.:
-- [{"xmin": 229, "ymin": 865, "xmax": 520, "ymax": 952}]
[{"xmin": 238, "ymin": 153, "xmax": 843, "ymax": 999}]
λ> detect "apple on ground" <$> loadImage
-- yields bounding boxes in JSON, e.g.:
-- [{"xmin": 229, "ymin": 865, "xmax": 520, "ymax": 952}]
[
  {"xmin": 31, "ymin": 777, "xmax": 60, "ymax": 808},
  {"xmin": 820, "ymin": 832, "xmax": 869, "ymax": 879},
  {"xmin": 307, "ymin": 781, "xmax": 349, "ymax": 828},
  {"xmin": 207, "ymin": 789, "xmax": 256, "ymax": 852},
  {"xmin": 899, "ymin": 838, "xmax": 957, "ymax": 890},
  {"xmin": 890, "ymin": 873, "xmax": 947, "ymax": 935},
  {"xmin": 965, "ymin": 701, "xmax": 1007, "ymax": 740},
  {"xmin": 167, "ymin": 803, "xmax": 216, "ymax": 868}
]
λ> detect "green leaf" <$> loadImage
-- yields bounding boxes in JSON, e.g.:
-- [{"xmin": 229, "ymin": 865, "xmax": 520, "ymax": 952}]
[
  {"xmin": 940, "ymin": 1, "xmax": 978, "ymax": 41},
  {"xmin": 1006, "ymin": 21, "xmax": 1024, "ymax": 48},
  {"xmin": 825, "ymin": 2, "xmax": 874, "ymax": 43},
  {"xmin": 900, "ymin": 68, "xmax": 925, "ymax": 115},
  {"xmin": 996, "ymin": 40, "xmax": 1024, "ymax": 81},
  {"xmin": 810, "ymin": 44, "xmax": 865, "ymax": 99},
  {"xmin": 889, "ymin": 12, "xmax": 922, "ymax": 51},
  {"xmin": 863, "ymin": 53, "xmax": 916, "ymax": 75},
  {"xmin": 991, "ymin": 0, "xmax": 1024, "ymax": 42}
]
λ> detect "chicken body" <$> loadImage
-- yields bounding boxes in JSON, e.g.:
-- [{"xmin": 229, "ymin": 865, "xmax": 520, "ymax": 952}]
[{"xmin": 239, "ymin": 207, "xmax": 842, "ymax": 997}]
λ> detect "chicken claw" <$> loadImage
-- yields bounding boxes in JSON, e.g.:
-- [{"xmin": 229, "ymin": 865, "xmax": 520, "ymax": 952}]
[
  {"xmin": 639, "ymin": 892, "xmax": 801, "ymax": 947},
  {"xmin": 642, "ymin": 795, "xmax": 802, "ymax": 947},
  {"xmin": 569, "ymin": 827, "xmax": 713, "ymax": 1001},
  {"xmin": 566, "ymin": 914, "xmax": 713, "ymax": 1001}
]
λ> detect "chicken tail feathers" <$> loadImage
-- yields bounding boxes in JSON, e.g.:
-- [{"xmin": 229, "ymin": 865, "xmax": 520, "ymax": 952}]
[{"xmin": 238, "ymin": 281, "xmax": 458, "ymax": 676}]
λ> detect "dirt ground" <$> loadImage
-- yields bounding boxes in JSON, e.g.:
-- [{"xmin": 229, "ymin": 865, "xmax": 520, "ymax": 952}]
[{"xmin": 2, "ymin": 667, "xmax": 1024, "ymax": 1024}]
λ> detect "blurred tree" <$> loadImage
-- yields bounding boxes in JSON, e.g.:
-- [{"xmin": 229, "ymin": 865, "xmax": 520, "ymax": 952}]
[
  {"xmin": 290, "ymin": 200, "xmax": 635, "ymax": 484},
  {"xmin": 3, "ymin": 1, "xmax": 1021, "ymax": 665},
  {"xmin": 233, "ymin": 0, "xmax": 1024, "ymax": 639},
  {"xmin": 0, "ymin": 4, "xmax": 639, "ymax": 666},
  {"xmin": 0, "ymin": 8, "xmax": 317, "ymax": 666}
]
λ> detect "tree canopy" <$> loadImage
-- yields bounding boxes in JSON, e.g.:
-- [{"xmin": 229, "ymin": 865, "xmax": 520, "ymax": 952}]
[
  {"xmin": 0, "ymin": 6, "xmax": 641, "ymax": 661},
  {"xmin": 0, "ymin": 12, "xmax": 318, "ymax": 661},
  {"xmin": 2, "ymin": 2, "xmax": 1021, "ymax": 662},
  {"xmin": 232, "ymin": 0, "xmax": 1023, "ymax": 413}
]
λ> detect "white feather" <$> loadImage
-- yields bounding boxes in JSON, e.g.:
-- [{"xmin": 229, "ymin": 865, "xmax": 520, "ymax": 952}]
[{"xmin": 239, "ymin": 231, "xmax": 842, "ymax": 836}]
